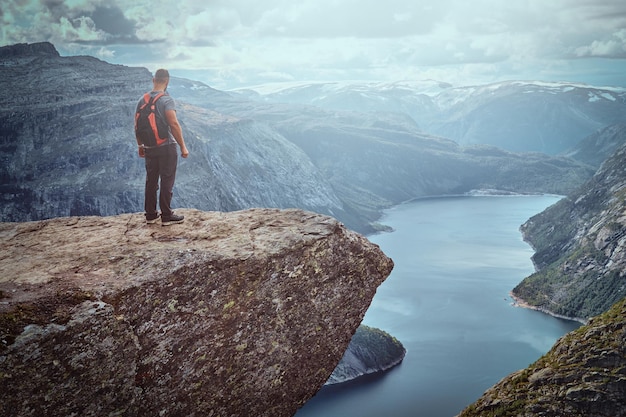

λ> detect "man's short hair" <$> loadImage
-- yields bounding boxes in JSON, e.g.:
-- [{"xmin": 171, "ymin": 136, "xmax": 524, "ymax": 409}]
[{"xmin": 154, "ymin": 69, "xmax": 170, "ymax": 83}]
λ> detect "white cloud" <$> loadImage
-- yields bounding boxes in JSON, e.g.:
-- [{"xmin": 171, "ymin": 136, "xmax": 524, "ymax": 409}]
[
  {"xmin": 96, "ymin": 45, "xmax": 115, "ymax": 60},
  {"xmin": 575, "ymin": 29, "xmax": 626, "ymax": 57}
]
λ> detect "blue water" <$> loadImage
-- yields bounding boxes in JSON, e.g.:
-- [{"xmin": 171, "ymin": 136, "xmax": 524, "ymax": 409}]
[{"xmin": 296, "ymin": 195, "xmax": 581, "ymax": 417}]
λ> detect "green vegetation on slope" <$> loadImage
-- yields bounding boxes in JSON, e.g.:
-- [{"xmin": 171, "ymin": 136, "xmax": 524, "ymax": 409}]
[
  {"xmin": 513, "ymin": 144, "xmax": 626, "ymax": 320},
  {"xmin": 458, "ymin": 297, "xmax": 626, "ymax": 417},
  {"xmin": 350, "ymin": 325, "xmax": 405, "ymax": 366}
]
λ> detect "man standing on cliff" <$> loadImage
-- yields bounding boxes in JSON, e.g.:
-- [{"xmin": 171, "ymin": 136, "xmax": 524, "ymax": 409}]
[{"xmin": 135, "ymin": 69, "xmax": 189, "ymax": 225}]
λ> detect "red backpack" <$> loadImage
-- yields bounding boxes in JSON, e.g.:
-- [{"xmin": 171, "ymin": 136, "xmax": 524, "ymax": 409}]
[{"xmin": 134, "ymin": 93, "xmax": 169, "ymax": 147}]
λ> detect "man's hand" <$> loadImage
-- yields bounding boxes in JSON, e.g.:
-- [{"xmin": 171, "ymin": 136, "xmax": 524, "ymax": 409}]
[
  {"xmin": 138, "ymin": 145, "xmax": 145, "ymax": 158},
  {"xmin": 180, "ymin": 145, "xmax": 189, "ymax": 158}
]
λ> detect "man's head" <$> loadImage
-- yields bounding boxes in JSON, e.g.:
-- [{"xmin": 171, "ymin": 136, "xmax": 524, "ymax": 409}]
[{"xmin": 153, "ymin": 69, "xmax": 170, "ymax": 89}]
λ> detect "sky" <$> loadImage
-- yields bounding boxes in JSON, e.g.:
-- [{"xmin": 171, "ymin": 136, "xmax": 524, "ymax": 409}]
[{"xmin": 2, "ymin": 0, "xmax": 626, "ymax": 90}]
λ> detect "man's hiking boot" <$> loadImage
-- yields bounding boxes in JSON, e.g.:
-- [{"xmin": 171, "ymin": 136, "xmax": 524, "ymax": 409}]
[
  {"xmin": 146, "ymin": 213, "xmax": 160, "ymax": 224},
  {"xmin": 161, "ymin": 213, "xmax": 184, "ymax": 226}
]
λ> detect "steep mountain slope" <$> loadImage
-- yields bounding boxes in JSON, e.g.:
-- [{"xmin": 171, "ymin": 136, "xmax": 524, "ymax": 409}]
[
  {"xmin": 0, "ymin": 43, "xmax": 148, "ymax": 218},
  {"xmin": 562, "ymin": 123, "xmax": 626, "ymax": 168},
  {"xmin": 0, "ymin": 43, "xmax": 349, "ymax": 227},
  {"xmin": 457, "ymin": 297, "xmax": 626, "ymax": 417},
  {"xmin": 512, "ymin": 141, "xmax": 626, "ymax": 320}
]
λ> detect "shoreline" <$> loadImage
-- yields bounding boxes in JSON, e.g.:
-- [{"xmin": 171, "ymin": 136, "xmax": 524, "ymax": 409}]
[
  {"xmin": 509, "ymin": 292, "xmax": 588, "ymax": 324},
  {"xmin": 369, "ymin": 191, "xmax": 564, "ymax": 237},
  {"xmin": 404, "ymin": 190, "xmax": 563, "ymax": 204}
]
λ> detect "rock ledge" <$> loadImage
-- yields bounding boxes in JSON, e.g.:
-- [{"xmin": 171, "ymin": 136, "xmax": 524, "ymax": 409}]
[{"xmin": 0, "ymin": 208, "xmax": 393, "ymax": 417}]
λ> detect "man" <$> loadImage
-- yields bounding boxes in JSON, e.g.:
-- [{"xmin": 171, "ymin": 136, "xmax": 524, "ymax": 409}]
[{"xmin": 135, "ymin": 69, "xmax": 189, "ymax": 226}]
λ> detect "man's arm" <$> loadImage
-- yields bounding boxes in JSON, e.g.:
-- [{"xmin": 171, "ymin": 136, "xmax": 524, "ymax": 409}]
[
  {"xmin": 165, "ymin": 109, "xmax": 189, "ymax": 158},
  {"xmin": 135, "ymin": 134, "xmax": 145, "ymax": 158}
]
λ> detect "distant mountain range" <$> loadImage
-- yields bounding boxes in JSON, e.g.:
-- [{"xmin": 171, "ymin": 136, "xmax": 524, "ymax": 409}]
[
  {"xmin": 232, "ymin": 79, "xmax": 626, "ymax": 155},
  {"xmin": 3, "ymin": 41, "xmax": 623, "ymax": 318}
]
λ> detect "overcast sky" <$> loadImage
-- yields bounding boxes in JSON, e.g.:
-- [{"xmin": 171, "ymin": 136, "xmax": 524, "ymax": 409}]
[{"xmin": 2, "ymin": 0, "xmax": 626, "ymax": 90}]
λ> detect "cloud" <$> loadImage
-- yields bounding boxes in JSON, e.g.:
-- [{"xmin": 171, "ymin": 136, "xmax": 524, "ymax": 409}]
[
  {"xmin": 5, "ymin": 1, "xmax": 149, "ymax": 44},
  {"xmin": 2, "ymin": 0, "xmax": 626, "ymax": 88},
  {"xmin": 89, "ymin": 5, "xmax": 135, "ymax": 37},
  {"xmin": 575, "ymin": 29, "xmax": 626, "ymax": 58}
]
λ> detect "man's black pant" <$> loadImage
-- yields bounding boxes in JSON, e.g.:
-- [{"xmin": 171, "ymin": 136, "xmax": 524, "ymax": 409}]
[{"xmin": 144, "ymin": 144, "xmax": 178, "ymax": 218}]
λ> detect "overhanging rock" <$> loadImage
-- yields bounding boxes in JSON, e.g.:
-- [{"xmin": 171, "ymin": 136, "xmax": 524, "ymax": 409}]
[{"xmin": 0, "ymin": 208, "xmax": 393, "ymax": 417}]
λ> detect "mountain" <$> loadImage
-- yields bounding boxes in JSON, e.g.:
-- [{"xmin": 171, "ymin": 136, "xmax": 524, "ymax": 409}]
[
  {"xmin": 239, "ymin": 80, "xmax": 626, "ymax": 156},
  {"xmin": 457, "ymin": 297, "xmax": 626, "ymax": 417},
  {"xmin": 168, "ymin": 77, "xmax": 594, "ymax": 223},
  {"xmin": 4, "ymin": 42, "xmax": 626, "ymax": 416},
  {"xmin": 561, "ymin": 123, "xmax": 626, "ymax": 168},
  {"xmin": 430, "ymin": 81, "xmax": 626, "ymax": 154},
  {"xmin": 0, "ymin": 42, "xmax": 595, "ymax": 234},
  {"xmin": 232, "ymin": 79, "xmax": 449, "ymax": 130},
  {"xmin": 512, "ymin": 140, "xmax": 626, "ymax": 320},
  {"xmin": 0, "ymin": 42, "xmax": 349, "ymax": 228}
]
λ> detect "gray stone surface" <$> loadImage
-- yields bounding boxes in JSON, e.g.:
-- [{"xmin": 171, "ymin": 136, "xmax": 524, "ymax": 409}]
[{"xmin": 0, "ymin": 208, "xmax": 393, "ymax": 417}]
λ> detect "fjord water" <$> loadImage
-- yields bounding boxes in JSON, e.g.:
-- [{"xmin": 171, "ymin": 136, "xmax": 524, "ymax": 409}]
[{"xmin": 296, "ymin": 195, "xmax": 581, "ymax": 417}]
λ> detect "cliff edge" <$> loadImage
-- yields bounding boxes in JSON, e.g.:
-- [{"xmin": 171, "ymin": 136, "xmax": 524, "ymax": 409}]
[{"xmin": 0, "ymin": 208, "xmax": 393, "ymax": 417}]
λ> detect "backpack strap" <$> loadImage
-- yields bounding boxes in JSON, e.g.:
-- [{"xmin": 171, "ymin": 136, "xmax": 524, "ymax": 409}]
[
  {"xmin": 149, "ymin": 92, "xmax": 165, "ymax": 104},
  {"xmin": 140, "ymin": 92, "xmax": 165, "ymax": 108},
  {"xmin": 136, "ymin": 92, "xmax": 166, "ymax": 122}
]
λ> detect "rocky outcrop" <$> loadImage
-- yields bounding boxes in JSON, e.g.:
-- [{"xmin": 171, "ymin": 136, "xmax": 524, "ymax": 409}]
[
  {"xmin": 513, "ymin": 141, "xmax": 626, "ymax": 320},
  {"xmin": 0, "ymin": 208, "xmax": 393, "ymax": 417},
  {"xmin": 457, "ymin": 297, "xmax": 626, "ymax": 417},
  {"xmin": 326, "ymin": 325, "xmax": 406, "ymax": 385},
  {"xmin": 0, "ymin": 42, "xmax": 59, "ymax": 58}
]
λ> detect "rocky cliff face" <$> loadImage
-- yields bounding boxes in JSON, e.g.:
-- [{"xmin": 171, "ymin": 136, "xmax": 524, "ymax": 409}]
[
  {"xmin": 457, "ymin": 297, "xmax": 626, "ymax": 417},
  {"xmin": 326, "ymin": 325, "xmax": 406, "ymax": 385},
  {"xmin": 0, "ymin": 42, "xmax": 349, "ymax": 229},
  {"xmin": 512, "ymin": 140, "xmax": 626, "ymax": 320},
  {"xmin": 456, "ymin": 113, "xmax": 626, "ymax": 417},
  {"xmin": 0, "ymin": 208, "xmax": 393, "ymax": 417}
]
